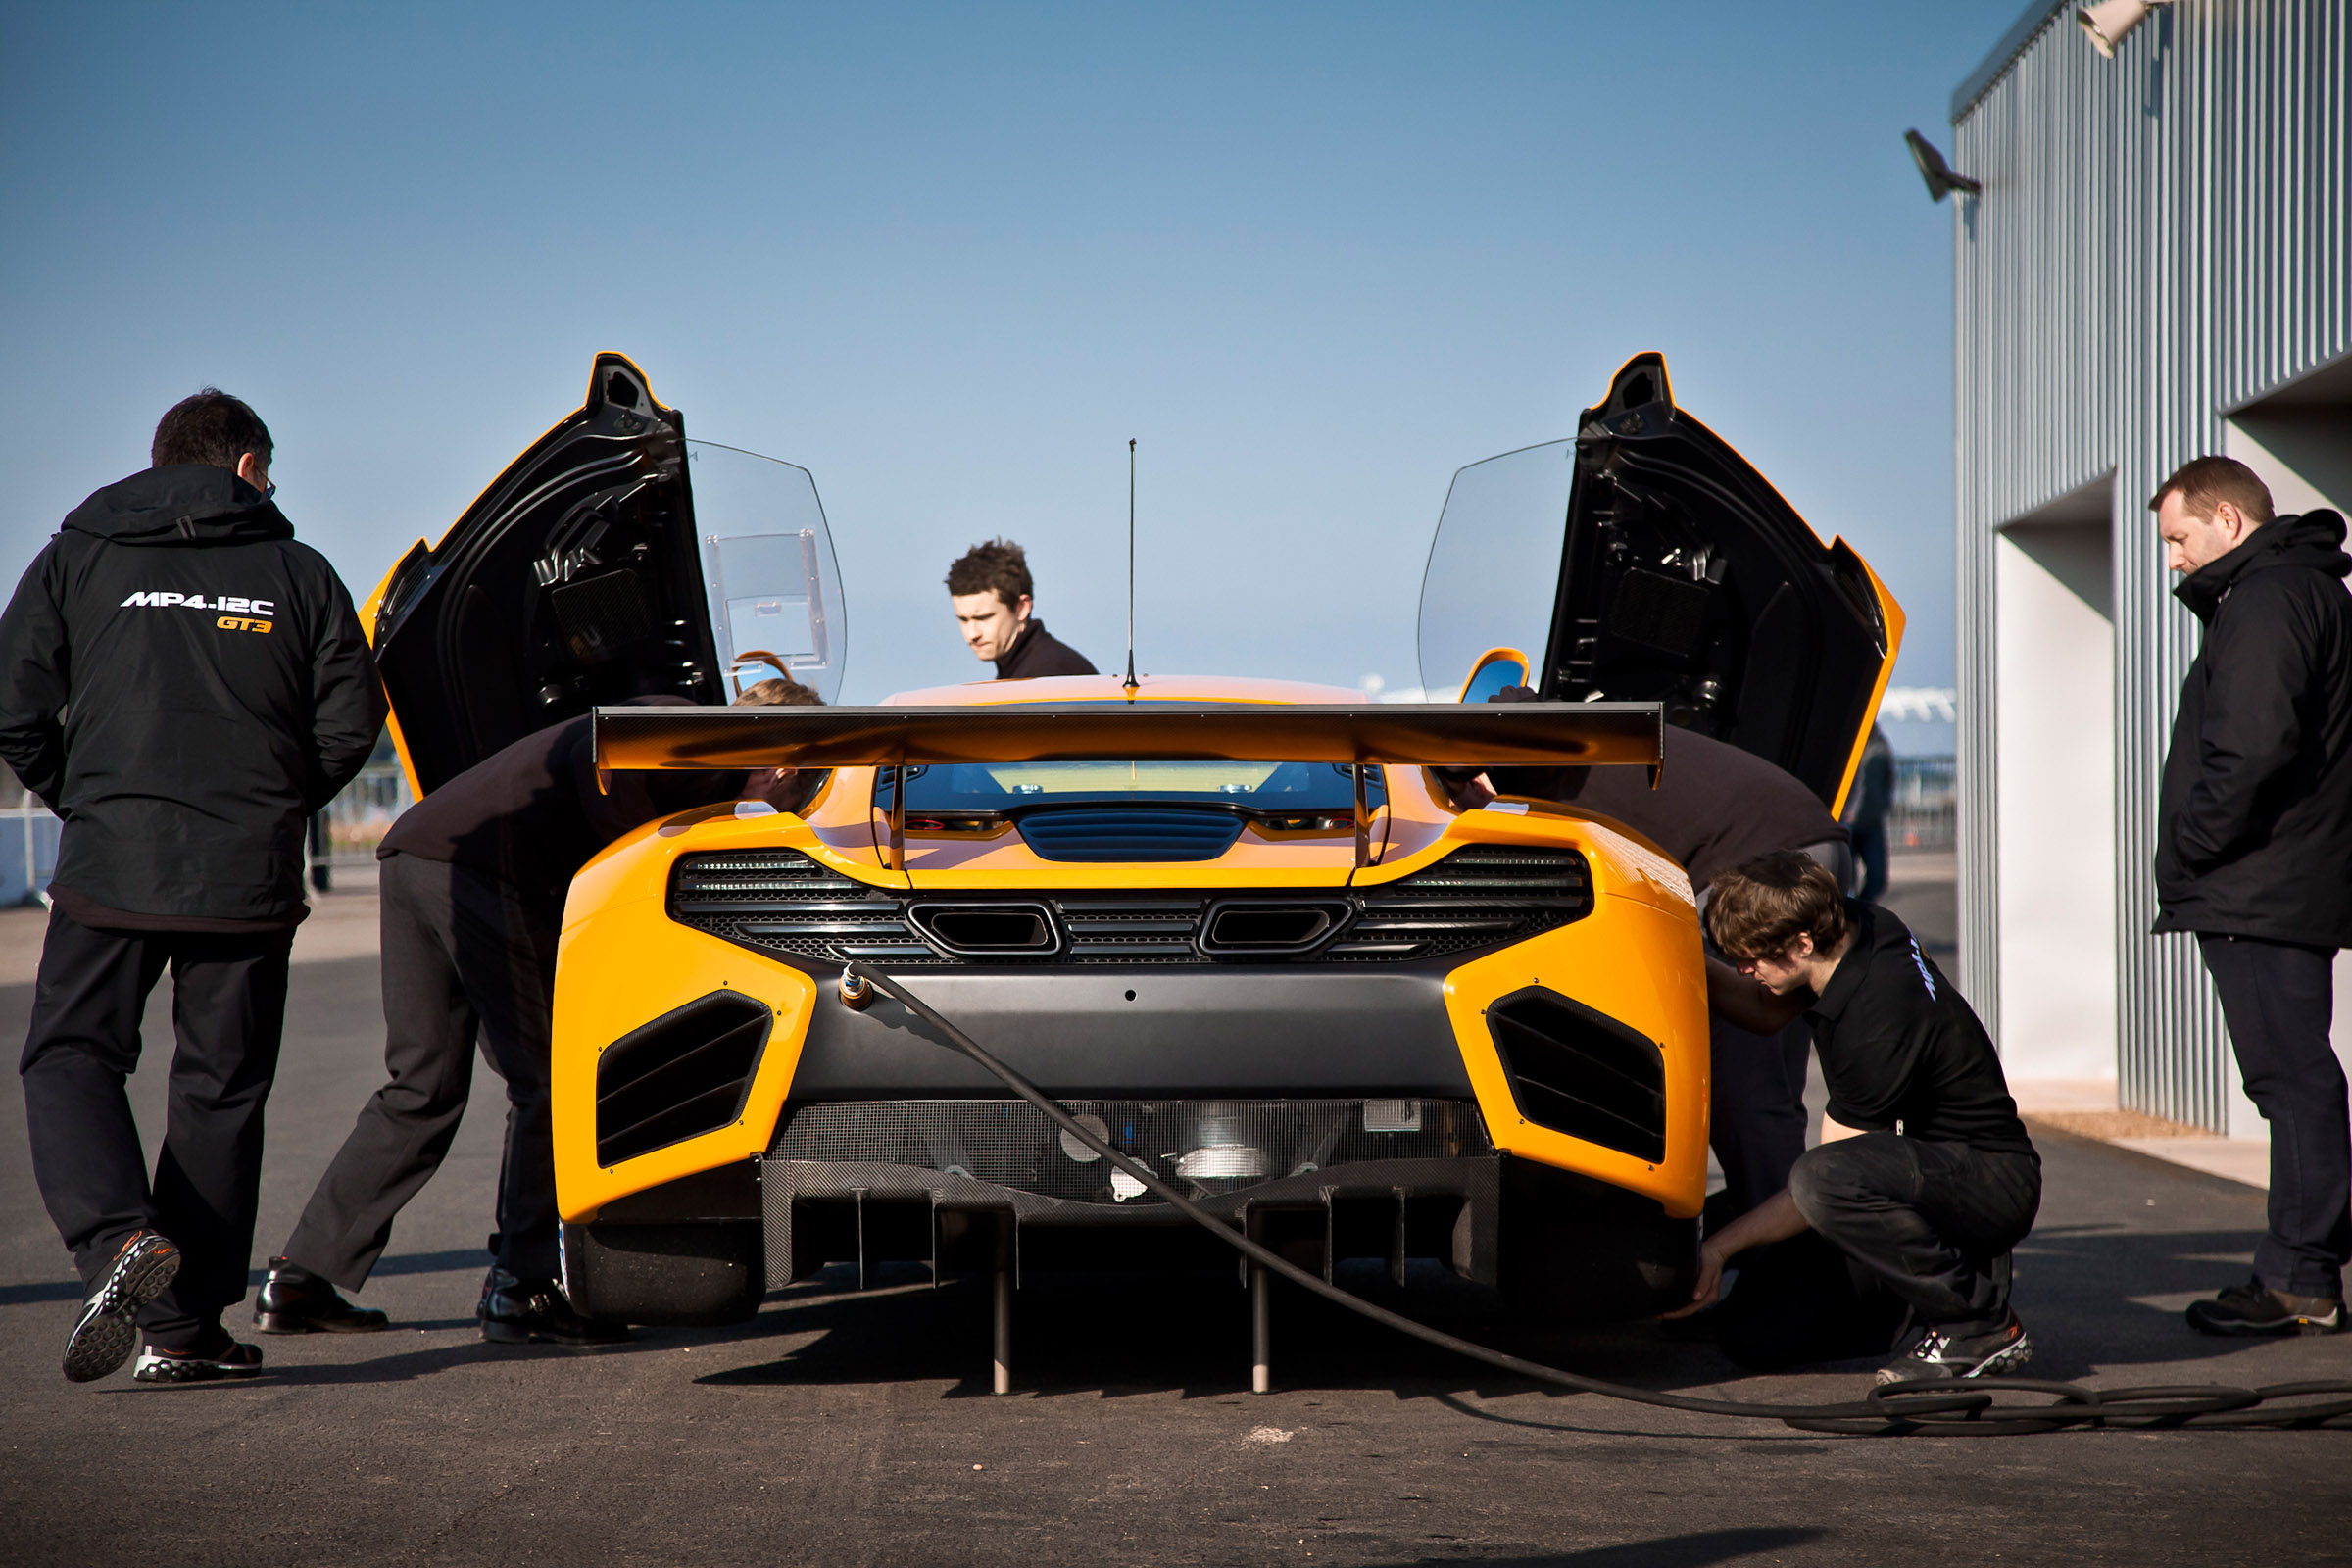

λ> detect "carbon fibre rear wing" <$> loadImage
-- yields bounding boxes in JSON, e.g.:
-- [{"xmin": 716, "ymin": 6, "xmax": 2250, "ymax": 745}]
[
  {"xmin": 591, "ymin": 702, "xmax": 1666, "ymax": 770},
  {"xmin": 596, "ymin": 700, "xmax": 1663, "ymax": 869}
]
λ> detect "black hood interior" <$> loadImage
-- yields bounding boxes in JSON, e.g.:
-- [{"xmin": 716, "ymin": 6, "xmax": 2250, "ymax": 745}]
[
  {"xmin": 1538, "ymin": 353, "xmax": 1891, "ymax": 805},
  {"xmin": 370, "ymin": 354, "xmax": 722, "ymax": 793}
]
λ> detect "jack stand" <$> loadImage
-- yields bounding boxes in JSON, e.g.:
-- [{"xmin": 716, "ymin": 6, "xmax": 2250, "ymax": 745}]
[
  {"xmin": 1250, "ymin": 1262, "xmax": 1271, "ymax": 1395},
  {"xmin": 992, "ymin": 1257, "xmax": 1013, "ymax": 1396}
]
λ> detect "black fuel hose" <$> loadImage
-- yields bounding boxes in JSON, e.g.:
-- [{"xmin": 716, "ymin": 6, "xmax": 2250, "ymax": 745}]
[{"xmin": 844, "ymin": 963, "xmax": 2352, "ymax": 1436}]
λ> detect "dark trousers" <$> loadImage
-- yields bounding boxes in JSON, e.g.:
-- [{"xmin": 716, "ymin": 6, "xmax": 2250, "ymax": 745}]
[
  {"xmin": 2197, "ymin": 934, "xmax": 2352, "ymax": 1298},
  {"xmin": 1787, "ymin": 1134, "xmax": 2040, "ymax": 1328},
  {"xmin": 1717, "ymin": 1231, "xmax": 1908, "ymax": 1372},
  {"xmin": 1851, "ymin": 819, "xmax": 1889, "ymax": 903},
  {"xmin": 19, "ymin": 908, "xmax": 292, "ymax": 1349},
  {"xmin": 1709, "ymin": 1017, "xmax": 1813, "ymax": 1219},
  {"xmin": 282, "ymin": 853, "xmax": 561, "ymax": 1288}
]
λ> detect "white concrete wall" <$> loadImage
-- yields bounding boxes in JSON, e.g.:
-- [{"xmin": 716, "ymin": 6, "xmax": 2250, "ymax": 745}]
[{"xmin": 1994, "ymin": 519, "xmax": 2117, "ymax": 1086}]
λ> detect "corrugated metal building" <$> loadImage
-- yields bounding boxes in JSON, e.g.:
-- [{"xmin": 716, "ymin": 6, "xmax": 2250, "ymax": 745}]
[{"xmin": 1948, "ymin": 0, "xmax": 2351, "ymax": 1131}]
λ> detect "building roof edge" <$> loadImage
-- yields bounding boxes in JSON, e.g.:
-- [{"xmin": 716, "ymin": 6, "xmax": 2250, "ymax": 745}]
[{"xmin": 1951, "ymin": 0, "xmax": 2071, "ymax": 123}]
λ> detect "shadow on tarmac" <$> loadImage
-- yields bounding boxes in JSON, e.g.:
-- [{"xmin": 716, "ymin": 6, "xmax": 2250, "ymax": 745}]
[
  {"xmin": 1361, "ymin": 1528, "xmax": 1826, "ymax": 1568},
  {"xmin": 0, "ymin": 1245, "xmax": 491, "ymax": 1309},
  {"xmin": 682, "ymin": 1212, "xmax": 2275, "ymax": 1406}
]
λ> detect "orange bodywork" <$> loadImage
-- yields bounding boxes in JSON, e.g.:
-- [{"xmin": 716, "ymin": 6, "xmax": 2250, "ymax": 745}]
[{"xmin": 551, "ymin": 673, "xmax": 1711, "ymax": 1224}]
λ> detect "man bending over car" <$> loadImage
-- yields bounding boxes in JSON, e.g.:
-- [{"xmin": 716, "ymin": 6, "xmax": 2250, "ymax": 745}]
[
  {"xmin": 1666, "ymin": 851, "xmax": 2042, "ymax": 1385},
  {"xmin": 254, "ymin": 676, "xmax": 819, "ymax": 1348}
]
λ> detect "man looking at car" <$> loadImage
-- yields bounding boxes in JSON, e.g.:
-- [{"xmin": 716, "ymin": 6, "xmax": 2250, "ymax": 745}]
[
  {"xmin": 0, "ymin": 390, "xmax": 385, "ymax": 1385},
  {"xmin": 1674, "ymin": 851, "xmax": 2041, "ymax": 1384},
  {"xmin": 1472, "ymin": 694, "xmax": 1851, "ymax": 1230},
  {"xmin": 253, "ymin": 679, "xmax": 816, "ymax": 1348},
  {"xmin": 946, "ymin": 538, "xmax": 1096, "ymax": 679},
  {"xmin": 2149, "ymin": 457, "xmax": 2352, "ymax": 1337}
]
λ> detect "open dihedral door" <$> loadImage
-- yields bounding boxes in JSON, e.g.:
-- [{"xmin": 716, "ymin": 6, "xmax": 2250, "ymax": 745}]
[
  {"xmin": 365, "ymin": 353, "xmax": 719, "ymax": 796},
  {"xmin": 363, "ymin": 353, "xmax": 851, "ymax": 797},
  {"xmin": 1417, "ymin": 353, "xmax": 1902, "ymax": 813}
]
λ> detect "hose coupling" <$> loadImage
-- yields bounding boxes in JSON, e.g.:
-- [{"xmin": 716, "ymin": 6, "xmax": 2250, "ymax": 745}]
[{"xmin": 838, "ymin": 966, "xmax": 875, "ymax": 1010}]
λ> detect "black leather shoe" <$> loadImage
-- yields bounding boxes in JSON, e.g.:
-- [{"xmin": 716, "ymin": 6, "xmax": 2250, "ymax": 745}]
[
  {"xmin": 478, "ymin": 1270, "xmax": 629, "ymax": 1348},
  {"xmin": 65, "ymin": 1230, "xmax": 180, "ymax": 1384},
  {"xmin": 255, "ymin": 1256, "xmax": 390, "ymax": 1334}
]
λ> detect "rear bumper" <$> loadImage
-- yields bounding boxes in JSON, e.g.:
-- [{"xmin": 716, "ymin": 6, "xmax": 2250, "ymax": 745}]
[{"xmin": 786, "ymin": 960, "xmax": 1472, "ymax": 1100}]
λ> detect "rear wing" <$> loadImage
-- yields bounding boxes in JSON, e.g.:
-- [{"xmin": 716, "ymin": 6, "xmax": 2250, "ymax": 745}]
[{"xmin": 593, "ymin": 702, "xmax": 1665, "ymax": 770}]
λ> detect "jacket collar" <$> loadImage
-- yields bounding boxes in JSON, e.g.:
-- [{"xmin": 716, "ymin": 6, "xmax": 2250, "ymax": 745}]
[
  {"xmin": 1804, "ymin": 901, "xmax": 1875, "ymax": 1023},
  {"xmin": 62, "ymin": 465, "xmax": 293, "ymax": 547},
  {"xmin": 2174, "ymin": 510, "xmax": 2351, "ymax": 625}
]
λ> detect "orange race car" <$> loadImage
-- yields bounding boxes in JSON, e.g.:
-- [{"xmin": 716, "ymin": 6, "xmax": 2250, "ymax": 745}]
[{"xmin": 362, "ymin": 353, "xmax": 1900, "ymax": 1369}]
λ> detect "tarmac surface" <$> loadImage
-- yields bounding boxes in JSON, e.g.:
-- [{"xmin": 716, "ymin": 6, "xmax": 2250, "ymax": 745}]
[{"xmin": 0, "ymin": 880, "xmax": 2347, "ymax": 1567}]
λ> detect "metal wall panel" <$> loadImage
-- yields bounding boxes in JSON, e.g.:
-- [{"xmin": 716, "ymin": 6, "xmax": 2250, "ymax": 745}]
[{"xmin": 1951, "ymin": 0, "xmax": 2351, "ymax": 1128}]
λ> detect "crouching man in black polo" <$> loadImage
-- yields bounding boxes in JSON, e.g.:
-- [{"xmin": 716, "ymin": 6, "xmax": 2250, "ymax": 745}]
[{"xmin": 1664, "ymin": 851, "xmax": 2042, "ymax": 1385}]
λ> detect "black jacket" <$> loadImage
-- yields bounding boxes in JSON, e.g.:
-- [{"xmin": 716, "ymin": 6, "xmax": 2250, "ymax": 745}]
[
  {"xmin": 995, "ymin": 618, "xmax": 1097, "ymax": 679},
  {"xmin": 0, "ymin": 466, "xmax": 385, "ymax": 926},
  {"xmin": 379, "ymin": 702, "xmax": 744, "ymax": 917},
  {"xmin": 2154, "ymin": 510, "xmax": 2352, "ymax": 945}
]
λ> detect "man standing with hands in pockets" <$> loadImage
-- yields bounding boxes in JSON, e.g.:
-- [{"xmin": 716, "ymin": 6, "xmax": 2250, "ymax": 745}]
[{"xmin": 2149, "ymin": 457, "xmax": 2352, "ymax": 1337}]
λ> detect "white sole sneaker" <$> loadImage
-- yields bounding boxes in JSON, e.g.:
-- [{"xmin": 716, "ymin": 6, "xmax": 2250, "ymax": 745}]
[{"xmin": 64, "ymin": 1233, "xmax": 180, "ymax": 1384}]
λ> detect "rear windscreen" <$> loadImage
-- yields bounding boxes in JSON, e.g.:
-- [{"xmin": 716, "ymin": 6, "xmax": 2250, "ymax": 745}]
[{"xmin": 884, "ymin": 760, "xmax": 1386, "ymax": 812}]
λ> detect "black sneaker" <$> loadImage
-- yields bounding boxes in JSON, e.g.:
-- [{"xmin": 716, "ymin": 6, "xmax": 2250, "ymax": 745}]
[
  {"xmin": 254, "ymin": 1256, "xmax": 390, "ymax": 1334},
  {"xmin": 1876, "ymin": 1311, "xmax": 2034, "ymax": 1385},
  {"xmin": 479, "ymin": 1271, "xmax": 630, "ymax": 1348},
  {"xmin": 64, "ymin": 1230, "xmax": 180, "ymax": 1384},
  {"xmin": 2185, "ymin": 1277, "xmax": 2346, "ymax": 1337},
  {"xmin": 133, "ymin": 1337, "xmax": 263, "ymax": 1384}
]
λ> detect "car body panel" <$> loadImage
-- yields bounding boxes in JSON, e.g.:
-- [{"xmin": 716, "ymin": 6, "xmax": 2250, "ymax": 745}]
[{"xmin": 553, "ymin": 791, "xmax": 1708, "ymax": 1223}]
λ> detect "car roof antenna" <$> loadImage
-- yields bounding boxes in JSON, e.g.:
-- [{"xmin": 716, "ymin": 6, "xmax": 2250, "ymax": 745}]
[{"xmin": 1123, "ymin": 437, "xmax": 1140, "ymax": 699}]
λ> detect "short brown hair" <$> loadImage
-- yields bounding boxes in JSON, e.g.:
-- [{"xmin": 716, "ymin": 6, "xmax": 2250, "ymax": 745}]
[
  {"xmin": 2148, "ymin": 456, "xmax": 2274, "ymax": 525},
  {"xmin": 946, "ymin": 538, "xmax": 1033, "ymax": 609},
  {"xmin": 1705, "ymin": 851, "xmax": 1849, "ymax": 961},
  {"xmin": 152, "ymin": 389, "xmax": 272, "ymax": 471},
  {"xmin": 735, "ymin": 675, "xmax": 822, "ymax": 707}
]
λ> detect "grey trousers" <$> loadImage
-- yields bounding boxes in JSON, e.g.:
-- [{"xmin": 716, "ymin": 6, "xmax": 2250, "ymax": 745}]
[{"xmin": 283, "ymin": 854, "xmax": 561, "ymax": 1288}]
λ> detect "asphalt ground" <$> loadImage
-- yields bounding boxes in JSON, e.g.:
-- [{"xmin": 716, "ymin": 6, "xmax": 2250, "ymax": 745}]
[{"xmin": 0, "ymin": 887, "xmax": 2347, "ymax": 1567}]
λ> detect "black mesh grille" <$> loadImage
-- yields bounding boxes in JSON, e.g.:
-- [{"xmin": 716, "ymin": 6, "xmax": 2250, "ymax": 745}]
[
  {"xmin": 1017, "ymin": 807, "xmax": 1249, "ymax": 862},
  {"xmin": 596, "ymin": 992, "xmax": 772, "ymax": 1165},
  {"xmin": 767, "ymin": 1098, "xmax": 1492, "ymax": 1204},
  {"xmin": 670, "ymin": 844, "xmax": 1591, "ymax": 967},
  {"xmin": 1486, "ymin": 987, "xmax": 1666, "ymax": 1163}
]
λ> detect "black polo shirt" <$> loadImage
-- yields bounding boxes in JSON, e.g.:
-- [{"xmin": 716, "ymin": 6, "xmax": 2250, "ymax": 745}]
[
  {"xmin": 994, "ymin": 618, "xmax": 1097, "ymax": 679},
  {"xmin": 1802, "ymin": 901, "xmax": 2035, "ymax": 1157}
]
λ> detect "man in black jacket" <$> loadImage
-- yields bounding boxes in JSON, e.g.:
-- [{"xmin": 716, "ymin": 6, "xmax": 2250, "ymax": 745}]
[
  {"xmin": 0, "ymin": 390, "xmax": 384, "ymax": 1384},
  {"xmin": 251, "ymin": 681, "xmax": 812, "ymax": 1347},
  {"xmin": 2150, "ymin": 456, "xmax": 2352, "ymax": 1336},
  {"xmin": 946, "ymin": 537, "xmax": 1097, "ymax": 679}
]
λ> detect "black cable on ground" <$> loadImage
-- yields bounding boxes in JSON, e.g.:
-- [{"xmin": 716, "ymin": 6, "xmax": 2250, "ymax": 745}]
[{"xmin": 846, "ymin": 963, "xmax": 2352, "ymax": 1436}]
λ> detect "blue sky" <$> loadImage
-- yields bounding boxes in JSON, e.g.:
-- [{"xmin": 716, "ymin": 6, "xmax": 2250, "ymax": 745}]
[{"xmin": 2, "ymin": 2, "xmax": 2017, "ymax": 741}]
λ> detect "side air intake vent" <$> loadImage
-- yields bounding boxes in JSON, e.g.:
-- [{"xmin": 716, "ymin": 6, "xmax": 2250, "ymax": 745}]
[
  {"xmin": 1485, "ymin": 987, "xmax": 1665, "ymax": 1163},
  {"xmin": 596, "ymin": 991, "xmax": 773, "ymax": 1166},
  {"xmin": 1017, "ymin": 807, "xmax": 1249, "ymax": 862}
]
